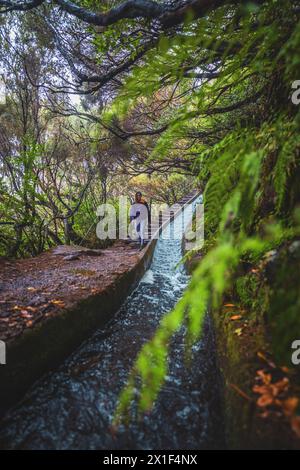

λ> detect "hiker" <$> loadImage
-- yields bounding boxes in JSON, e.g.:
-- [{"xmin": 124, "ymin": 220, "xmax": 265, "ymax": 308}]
[{"xmin": 129, "ymin": 191, "xmax": 150, "ymax": 247}]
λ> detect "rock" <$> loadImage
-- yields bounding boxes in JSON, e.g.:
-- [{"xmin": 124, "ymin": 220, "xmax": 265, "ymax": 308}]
[
  {"xmin": 52, "ymin": 245, "xmax": 102, "ymax": 257},
  {"xmin": 288, "ymin": 240, "xmax": 300, "ymax": 255},
  {"xmin": 28, "ymin": 295, "xmax": 47, "ymax": 306},
  {"xmin": 63, "ymin": 254, "xmax": 80, "ymax": 261}
]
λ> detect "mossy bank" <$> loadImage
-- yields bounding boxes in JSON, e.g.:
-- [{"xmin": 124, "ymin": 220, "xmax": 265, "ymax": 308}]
[{"xmin": 185, "ymin": 238, "xmax": 300, "ymax": 449}]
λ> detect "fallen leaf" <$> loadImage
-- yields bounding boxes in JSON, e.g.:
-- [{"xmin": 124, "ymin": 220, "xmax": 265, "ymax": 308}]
[
  {"xmin": 234, "ymin": 328, "xmax": 243, "ymax": 336},
  {"xmin": 253, "ymin": 384, "xmax": 270, "ymax": 395},
  {"xmin": 51, "ymin": 300, "xmax": 65, "ymax": 307},
  {"xmin": 224, "ymin": 303, "xmax": 236, "ymax": 307},
  {"xmin": 257, "ymin": 351, "xmax": 276, "ymax": 369},
  {"xmin": 257, "ymin": 394, "xmax": 274, "ymax": 407},
  {"xmin": 20, "ymin": 310, "xmax": 33, "ymax": 318},
  {"xmin": 230, "ymin": 315, "xmax": 242, "ymax": 321},
  {"xmin": 256, "ymin": 369, "xmax": 272, "ymax": 385},
  {"xmin": 282, "ymin": 397, "xmax": 299, "ymax": 417},
  {"xmin": 272, "ymin": 377, "xmax": 289, "ymax": 395},
  {"xmin": 27, "ymin": 306, "xmax": 38, "ymax": 312},
  {"xmin": 291, "ymin": 416, "xmax": 300, "ymax": 439}
]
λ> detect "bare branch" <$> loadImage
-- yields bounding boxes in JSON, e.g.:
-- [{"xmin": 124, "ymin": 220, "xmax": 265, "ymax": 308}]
[
  {"xmin": 0, "ymin": 0, "xmax": 265, "ymax": 29},
  {"xmin": 0, "ymin": 0, "xmax": 44, "ymax": 13}
]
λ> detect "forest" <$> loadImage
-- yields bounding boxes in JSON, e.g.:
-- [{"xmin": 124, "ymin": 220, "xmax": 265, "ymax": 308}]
[{"xmin": 0, "ymin": 0, "xmax": 300, "ymax": 452}]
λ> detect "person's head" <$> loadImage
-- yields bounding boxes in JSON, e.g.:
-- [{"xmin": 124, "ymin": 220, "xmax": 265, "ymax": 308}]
[{"xmin": 135, "ymin": 191, "xmax": 142, "ymax": 203}]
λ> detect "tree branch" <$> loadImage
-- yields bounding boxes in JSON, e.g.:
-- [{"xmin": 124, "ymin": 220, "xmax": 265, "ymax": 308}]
[
  {"xmin": 0, "ymin": 0, "xmax": 265, "ymax": 30},
  {"xmin": 0, "ymin": 0, "xmax": 44, "ymax": 12},
  {"xmin": 54, "ymin": 0, "xmax": 165, "ymax": 26}
]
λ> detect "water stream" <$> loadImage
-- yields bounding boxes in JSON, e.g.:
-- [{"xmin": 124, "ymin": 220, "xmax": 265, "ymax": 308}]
[{"xmin": 0, "ymin": 208, "xmax": 225, "ymax": 450}]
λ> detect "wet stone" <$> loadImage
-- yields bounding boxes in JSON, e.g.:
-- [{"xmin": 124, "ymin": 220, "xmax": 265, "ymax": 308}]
[{"xmin": 63, "ymin": 255, "xmax": 80, "ymax": 261}]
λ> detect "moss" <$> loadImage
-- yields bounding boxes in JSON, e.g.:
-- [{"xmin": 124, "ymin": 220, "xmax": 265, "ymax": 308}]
[
  {"xmin": 235, "ymin": 272, "xmax": 270, "ymax": 326},
  {"xmin": 211, "ymin": 292, "xmax": 300, "ymax": 449},
  {"xmin": 234, "ymin": 239, "xmax": 300, "ymax": 367},
  {"xmin": 212, "ymin": 302, "xmax": 267, "ymax": 449},
  {"xmin": 210, "ymin": 239, "xmax": 300, "ymax": 448}
]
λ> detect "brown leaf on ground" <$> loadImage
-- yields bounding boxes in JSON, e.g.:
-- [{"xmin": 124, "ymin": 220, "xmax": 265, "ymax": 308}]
[
  {"xmin": 252, "ymin": 356, "xmax": 300, "ymax": 441},
  {"xmin": 291, "ymin": 416, "xmax": 300, "ymax": 439},
  {"xmin": 257, "ymin": 394, "xmax": 274, "ymax": 407},
  {"xmin": 281, "ymin": 366, "xmax": 292, "ymax": 374},
  {"xmin": 51, "ymin": 300, "xmax": 65, "ymax": 308},
  {"xmin": 253, "ymin": 384, "xmax": 270, "ymax": 395},
  {"xmin": 257, "ymin": 351, "xmax": 276, "ymax": 369},
  {"xmin": 256, "ymin": 369, "xmax": 272, "ymax": 385},
  {"xmin": 230, "ymin": 315, "xmax": 242, "ymax": 321},
  {"xmin": 20, "ymin": 311, "xmax": 33, "ymax": 318},
  {"xmin": 272, "ymin": 377, "xmax": 289, "ymax": 395},
  {"xmin": 282, "ymin": 397, "xmax": 299, "ymax": 417},
  {"xmin": 27, "ymin": 306, "xmax": 38, "ymax": 312}
]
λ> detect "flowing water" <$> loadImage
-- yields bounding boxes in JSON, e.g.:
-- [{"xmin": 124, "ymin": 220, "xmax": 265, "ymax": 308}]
[{"xmin": 0, "ymin": 208, "xmax": 225, "ymax": 450}]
